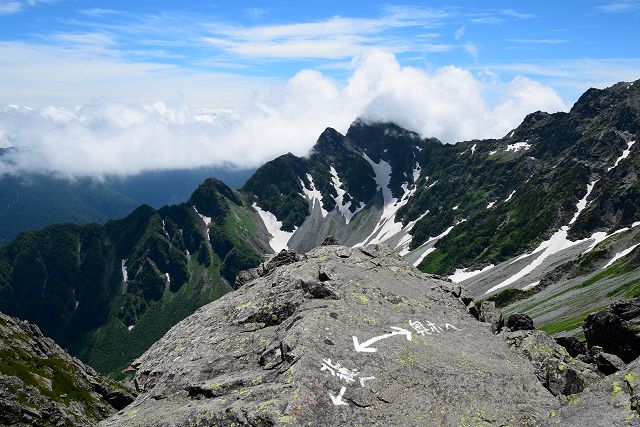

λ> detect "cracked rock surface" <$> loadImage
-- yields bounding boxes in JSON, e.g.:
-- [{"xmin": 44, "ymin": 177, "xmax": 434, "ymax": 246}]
[{"xmin": 101, "ymin": 244, "xmax": 557, "ymax": 426}]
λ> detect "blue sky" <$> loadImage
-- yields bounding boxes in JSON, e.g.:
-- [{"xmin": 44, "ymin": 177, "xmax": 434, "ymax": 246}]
[
  {"xmin": 1, "ymin": 0, "xmax": 639, "ymax": 104},
  {"xmin": 0, "ymin": 0, "xmax": 639, "ymax": 176}
]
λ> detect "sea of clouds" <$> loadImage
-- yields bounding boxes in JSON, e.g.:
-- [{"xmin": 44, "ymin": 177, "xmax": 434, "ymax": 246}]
[{"xmin": 0, "ymin": 50, "xmax": 567, "ymax": 179}]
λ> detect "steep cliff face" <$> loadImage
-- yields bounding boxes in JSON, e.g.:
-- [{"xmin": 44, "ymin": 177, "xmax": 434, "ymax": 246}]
[
  {"xmin": 101, "ymin": 244, "xmax": 557, "ymax": 426},
  {"xmin": 0, "ymin": 312, "xmax": 135, "ymax": 426}
]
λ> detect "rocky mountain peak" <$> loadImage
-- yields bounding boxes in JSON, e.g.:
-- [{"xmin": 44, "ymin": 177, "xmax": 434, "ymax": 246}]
[{"xmin": 188, "ymin": 177, "xmax": 240, "ymax": 219}]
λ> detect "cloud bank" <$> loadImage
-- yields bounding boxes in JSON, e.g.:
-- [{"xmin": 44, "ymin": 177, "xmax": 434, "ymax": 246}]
[{"xmin": 0, "ymin": 50, "xmax": 567, "ymax": 179}]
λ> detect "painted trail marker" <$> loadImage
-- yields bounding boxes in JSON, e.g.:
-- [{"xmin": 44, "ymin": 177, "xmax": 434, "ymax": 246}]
[
  {"xmin": 329, "ymin": 386, "xmax": 348, "ymax": 406},
  {"xmin": 352, "ymin": 327, "xmax": 412, "ymax": 353},
  {"xmin": 321, "ymin": 358, "xmax": 359, "ymax": 384}
]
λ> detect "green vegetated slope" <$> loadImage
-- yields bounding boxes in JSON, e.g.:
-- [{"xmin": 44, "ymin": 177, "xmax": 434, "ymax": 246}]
[
  {"xmin": 407, "ymin": 82, "xmax": 640, "ymax": 275},
  {"xmin": 0, "ymin": 178, "xmax": 265, "ymax": 376}
]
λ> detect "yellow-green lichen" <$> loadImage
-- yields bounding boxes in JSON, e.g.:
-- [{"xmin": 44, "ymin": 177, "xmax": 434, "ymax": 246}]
[
  {"xmin": 354, "ymin": 293, "xmax": 369, "ymax": 304},
  {"xmin": 363, "ymin": 316, "xmax": 376, "ymax": 325},
  {"xmin": 234, "ymin": 301, "xmax": 252, "ymax": 311},
  {"xmin": 624, "ymin": 372, "xmax": 637, "ymax": 387},
  {"xmin": 612, "ymin": 382, "xmax": 623, "ymax": 398},
  {"xmin": 279, "ymin": 415, "xmax": 296, "ymax": 423}
]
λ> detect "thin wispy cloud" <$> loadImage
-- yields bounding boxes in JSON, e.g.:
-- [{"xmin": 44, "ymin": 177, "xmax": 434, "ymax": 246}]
[
  {"xmin": 0, "ymin": 0, "xmax": 53, "ymax": 16},
  {"xmin": 78, "ymin": 8, "xmax": 124, "ymax": 17},
  {"xmin": 596, "ymin": 1, "xmax": 640, "ymax": 13},
  {"xmin": 507, "ymin": 39, "xmax": 569, "ymax": 45}
]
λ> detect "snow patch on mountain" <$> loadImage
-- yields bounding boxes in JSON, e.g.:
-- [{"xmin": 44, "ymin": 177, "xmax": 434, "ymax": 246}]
[
  {"xmin": 449, "ymin": 264, "xmax": 495, "ymax": 283},
  {"xmin": 504, "ymin": 190, "xmax": 516, "ymax": 203},
  {"xmin": 505, "ymin": 141, "xmax": 531, "ymax": 152},
  {"xmin": 470, "ymin": 144, "xmax": 477, "ymax": 156},
  {"xmin": 607, "ymin": 140, "xmax": 636, "ymax": 171},
  {"xmin": 193, "ymin": 206, "xmax": 211, "ymax": 227},
  {"xmin": 486, "ymin": 181, "xmax": 597, "ymax": 294},
  {"xmin": 582, "ymin": 221, "xmax": 640, "ymax": 254},
  {"xmin": 358, "ymin": 154, "xmax": 419, "ymax": 246},
  {"xmin": 487, "ymin": 201, "xmax": 496, "ymax": 209},
  {"xmin": 412, "ymin": 163, "xmax": 421, "ymax": 182},
  {"xmin": 329, "ymin": 166, "xmax": 363, "ymax": 224},
  {"xmin": 412, "ymin": 224, "xmax": 457, "ymax": 267},
  {"xmin": 396, "ymin": 211, "xmax": 429, "ymax": 255},
  {"xmin": 121, "ymin": 259, "xmax": 128, "ymax": 283},
  {"xmin": 300, "ymin": 174, "xmax": 327, "ymax": 217},
  {"xmin": 252, "ymin": 203, "xmax": 295, "ymax": 252},
  {"xmin": 161, "ymin": 220, "xmax": 170, "ymax": 239},
  {"xmin": 603, "ymin": 243, "xmax": 640, "ymax": 269},
  {"xmin": 522, "ymin": 281, "xmax": 540, "ymax": 291}
]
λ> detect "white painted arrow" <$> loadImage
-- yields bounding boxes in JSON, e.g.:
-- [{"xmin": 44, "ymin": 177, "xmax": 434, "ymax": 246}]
[
  {"xmin": 329, "ymin": 386, "xmax": 348, "ymax": 406},
  {"xmin": 352, "ymin": 327, "xmax": 412, "ymax": 353}
]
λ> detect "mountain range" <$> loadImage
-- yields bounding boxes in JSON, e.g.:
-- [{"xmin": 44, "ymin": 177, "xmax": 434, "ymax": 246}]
[
  {"xmin": 0, "ymin": 79, "xmax": 639, "ymax": 379},
  {"xmin": 0, "ymin": 162, "xmax": 254, "ymax": 245}
]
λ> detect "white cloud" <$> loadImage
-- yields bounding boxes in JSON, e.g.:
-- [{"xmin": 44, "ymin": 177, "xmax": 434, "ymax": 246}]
[
  {"xmin": 0, "ymin": 50, "xmax": 568, "ymax": 179},
  {"xmin": 454, "ymin": 25, "xmax": 465, "ymax": 40},
  {"xmin": 596, "ymin": 1, "xmax": 640, "ymax": 13},
  {"xmin": 201, "ymin": 8, "xmax": 453, "ymax": 59},
  {"xmin": 0, "ymin": 0, "xmax": 52, "ymax": 15},
  {"xmin": 0, "ymin": 1, "xmax": 21, "ymax": 15}
]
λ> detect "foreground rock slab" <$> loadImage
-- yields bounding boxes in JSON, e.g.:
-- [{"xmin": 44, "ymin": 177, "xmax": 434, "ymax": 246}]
[{"xmin": 102, "ymin": 245, "xmax": 557, "ymax": 427}]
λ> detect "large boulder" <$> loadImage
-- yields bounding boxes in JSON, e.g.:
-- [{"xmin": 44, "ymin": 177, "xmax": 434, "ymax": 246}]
[
  {"xmin": 101, "ymin": 245, "xmax": 557, "ymax": 426},
  {"xmin": 0, "ymin": 312, "xmax": 135, "ymax": 427},
  {"xmin": 584, "ymin": 297, "xmax": 640, "ymax": 363},
  {"xmin": 507, "ymin": 313, "xmax": 535, "ymax": 331},
  {"xmin": 502, "ymin": 329, "xmax": 602, "ymax": 396}
]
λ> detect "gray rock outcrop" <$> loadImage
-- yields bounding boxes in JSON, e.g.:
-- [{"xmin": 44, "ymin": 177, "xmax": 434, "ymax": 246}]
[
  {"xmin": 501, "ymin": 329, "xmax": 602, "ymax": 397},
  {"xmin": 479, "ymin": 301, "xmax": 504, "ymax": 334},
  {"xmin": 101, "ymin": 245, "xmax": 557, "ymax": 426},
  {"xmin": 545, "ymin": 358, "xmax": 640, "ymax": 426},
  {"xmin": 507, "ymin": 313, "xmax": 535, "ymax": 331},
  {"xmin": 0, "ymin": 312, "xmax": 135, "ymax": 427}
]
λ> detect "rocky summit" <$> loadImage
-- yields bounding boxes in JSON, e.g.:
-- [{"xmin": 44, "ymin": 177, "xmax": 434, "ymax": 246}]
[
  {"xmin": 101, "ymin": 245, "xmax": 558, "ymax": 426},
  {"xmin": 0, "ymin": 312, "xmax": 135, "ymax": 426}
]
